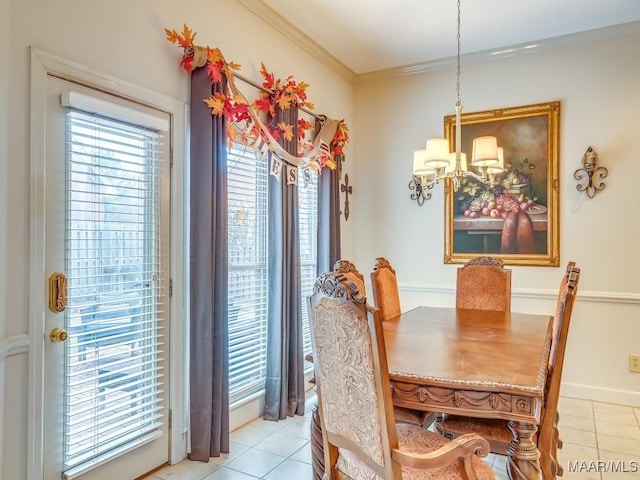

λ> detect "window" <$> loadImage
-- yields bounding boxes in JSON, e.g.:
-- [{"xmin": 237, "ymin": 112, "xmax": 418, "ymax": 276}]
[
  {"xmin": 227, "ymin": 146, "xmax": 318, "ymax": 404},
  {"xmin": 227, "ymin": 145, "xmax": 269, "ymax": 404}
]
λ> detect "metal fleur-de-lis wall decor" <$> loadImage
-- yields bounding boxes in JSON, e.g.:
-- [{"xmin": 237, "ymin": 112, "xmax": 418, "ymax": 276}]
[
  {"xmin": 341, "ymin": 173, "xmax": 352, "ymax": 221},
  {"xmin": 574, "ymin": 146, "xmax": 608, "ymax": 198}
]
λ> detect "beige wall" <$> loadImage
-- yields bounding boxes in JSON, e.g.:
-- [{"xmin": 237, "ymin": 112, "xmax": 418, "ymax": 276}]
[
  {"xmin": 352, "ymin": 25, "xmax": 640, "ymax": 408},
  {"xmin": 0, "ymin": 1, "xmax": 353, "ymax": 479},
  {"xmin": 0, "ymin": 0, "xmax": 9, "ymax": 471}
]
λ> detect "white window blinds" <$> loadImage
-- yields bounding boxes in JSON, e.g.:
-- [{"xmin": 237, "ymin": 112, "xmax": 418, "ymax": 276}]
[
  {"xmin": 62, "ymin": 109, "xmax": 165, "ymax": 477},
  {"xmin": 298, "ymin": 170, "xmax": 319, "ymax": 358},
  {"xmin": 227, "ymin": 145, "xmax": 269, "ymax": 403}
]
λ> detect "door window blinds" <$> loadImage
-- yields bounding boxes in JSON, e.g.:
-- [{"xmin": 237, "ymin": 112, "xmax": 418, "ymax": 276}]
[{"xmin": 62, "ymin": 107, "xmax": 165, "ymax": 476}]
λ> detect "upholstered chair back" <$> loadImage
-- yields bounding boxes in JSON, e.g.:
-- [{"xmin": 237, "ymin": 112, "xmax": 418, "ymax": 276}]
[
  {"xmin": 371, "ymin": 257, "xmax": 402, "ymax": 321},
  {"xmin": 548, "ymin": 261, "xmax": 576, "ymax": 370},
  {"xmin": 456, "ymin": 256, "xmax": 512, "ymax": 312}
]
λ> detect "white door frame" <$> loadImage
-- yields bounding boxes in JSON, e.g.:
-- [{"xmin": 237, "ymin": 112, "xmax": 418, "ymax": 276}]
[{"xmin": 28, "ymin": 48, "xmax": 189, "ymax": 479}]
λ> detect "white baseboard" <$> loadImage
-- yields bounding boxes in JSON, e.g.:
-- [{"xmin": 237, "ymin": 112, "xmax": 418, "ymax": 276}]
[
  {"xmin": 561, "ymin": 382, "xmax": 640, "ymax": 408},
  {"xmin": 229, "ymin": 392, "xmax": 266, "ymax": 432},
  {"xmin": 229, "ymin": 369, "xmax": 315, "ymax": 431}
]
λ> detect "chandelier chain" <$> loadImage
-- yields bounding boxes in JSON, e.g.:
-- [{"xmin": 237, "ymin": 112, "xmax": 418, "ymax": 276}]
[
  {"xmin": 409, "ymin": 0, "xmax": 501, "ymax": 205},
  {"xmin": 456, "ymin": 0, "xmax": 461, "ymax": 107}
]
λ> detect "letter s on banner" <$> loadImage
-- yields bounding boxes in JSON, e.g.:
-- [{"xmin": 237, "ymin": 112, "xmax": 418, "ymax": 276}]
[
  {"xmin": 286, "ymin": 165, "xmax": 298, "ymax": 186},
  {"xmin": 302, "ymin": 168, "xmax": 311, "ymax": 187}
]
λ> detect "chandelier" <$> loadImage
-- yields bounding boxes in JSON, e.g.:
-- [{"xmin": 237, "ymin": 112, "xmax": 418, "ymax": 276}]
[{"xmin": 409, "ymin": 0, "xmax": 503, "ymax": 205}]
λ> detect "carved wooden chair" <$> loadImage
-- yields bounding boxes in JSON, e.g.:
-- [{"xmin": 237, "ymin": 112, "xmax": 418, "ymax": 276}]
[
  {"xmin": 309, "ymin": 271, "xmax": 495, "ymax": 480},
  {"xmin": 371, "ymin": 257, "xmax": 402, "ymax": 321},
  {"xmin": 539, "ymin": 263, "xmax": 579, "ymax": 478},
  {"xmin": 456, "ymin": 256, "xmax": 512, "ymax": 312},
  {"xmin": 306, "ymin": 262, "xmax": 430, "ymax": 479},
  {"xmin": 435, "ymin": 262, "xmax": 580, "ymax": 479}
]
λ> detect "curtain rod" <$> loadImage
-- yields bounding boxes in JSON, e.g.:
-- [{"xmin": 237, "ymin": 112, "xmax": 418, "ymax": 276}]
[{"xmin": 232, "ymin": 70, "xmax": 324, "ymax": 121}]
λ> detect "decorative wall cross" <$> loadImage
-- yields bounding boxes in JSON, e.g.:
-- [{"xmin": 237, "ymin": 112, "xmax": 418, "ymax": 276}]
[{"xmin": 341, "ymin": 173, "xmax": 352, "ymax": 221}]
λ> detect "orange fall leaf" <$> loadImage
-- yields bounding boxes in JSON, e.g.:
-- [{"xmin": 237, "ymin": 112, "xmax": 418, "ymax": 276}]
[
  {"xmin": 207, "ymin": 47, "xmax": 225, "ymax": 64},
  {"xmin": 204, "ymin": 93, "xmax": 226, "ymax": 116},
  {"xmin": 276, "ymin": 93, "xmax": 293, "ymax": 110},
  {"xmin": 277, "ymin": 122, "xmax": 294, "ymax": 141},
  {"xmin": 180, "ymin": 23, "xmax": 196, "ymax": 47},
  {"xmin": 165, "ymin": 28, "xmax": 179, "ymax": 44}
]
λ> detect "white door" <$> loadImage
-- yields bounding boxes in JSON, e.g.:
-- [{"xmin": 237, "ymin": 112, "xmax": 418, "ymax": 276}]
[{"xmin": 41, "ymin": 75, "xmax": 171, "ymax": 480}]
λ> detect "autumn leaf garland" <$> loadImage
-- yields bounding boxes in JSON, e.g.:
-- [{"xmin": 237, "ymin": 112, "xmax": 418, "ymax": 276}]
[
  {"xmin": 165, "ymin": 24, "xmax": 197, "ymax": 71},
  {"xmin": 165, "ymin": 24, "xmax": 349, "ymax": 169}
]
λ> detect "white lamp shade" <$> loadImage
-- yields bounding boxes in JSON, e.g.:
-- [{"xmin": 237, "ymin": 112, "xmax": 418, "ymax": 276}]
[
  {"xmin": 487, "ymin": 147, "xmax": 505, "ymax": 174},
  {"xmin": 471, "ymin": 136, "xmax": 499, "ymax": 167},
  {"xmin": 446, "ymin": 152, "xmax": 467, "ymax": 174},
  {"xmin": 413, "ymin": 149, "xmax": 433, "ymax": 175},
  {"xmin": 424, "ymin": 138, "xmax": 451, "ymax": 168}
]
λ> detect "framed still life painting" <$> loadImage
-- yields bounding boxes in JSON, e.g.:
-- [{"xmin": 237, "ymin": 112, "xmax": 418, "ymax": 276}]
[{"xmin": 444, "ymin": 101, "xmax": 560, "ymax": 266}]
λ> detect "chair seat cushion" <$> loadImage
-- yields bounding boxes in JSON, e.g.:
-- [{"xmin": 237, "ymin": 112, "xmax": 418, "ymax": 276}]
[
  {"xmin": 393, "ymin": 407, "xmax": 429, "ymax": 426},
  {"xmin": 337, "ymin": 423, "xmax": 494, "ymax": 479},
  {"xmin": 436, "ymin": 416, "xmax": 513, "ymax": 446}
]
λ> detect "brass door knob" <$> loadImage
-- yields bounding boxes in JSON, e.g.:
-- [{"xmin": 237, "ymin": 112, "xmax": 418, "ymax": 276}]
[{"xmin": 49, "ymin": 327, "xmax": 68, "ymax": 343}]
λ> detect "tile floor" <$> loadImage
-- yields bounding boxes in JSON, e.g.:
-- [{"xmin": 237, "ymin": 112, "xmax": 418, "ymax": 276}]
[{"xmin": 148, "ymin": 396, "xmax": 640, "ymax": 480}]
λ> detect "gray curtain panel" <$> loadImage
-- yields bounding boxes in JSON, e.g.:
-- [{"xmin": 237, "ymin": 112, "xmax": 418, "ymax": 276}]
[
  {"xmin": 317, "ymin": 159, "xmax": 342, "ymax": 275},
  {"xmin": 189, "ymin": 67, "xmax": 230, "ymax": 460},
  {"xmin": 263, "ymin": 106, "xmax": 306, "ymax": 421}
]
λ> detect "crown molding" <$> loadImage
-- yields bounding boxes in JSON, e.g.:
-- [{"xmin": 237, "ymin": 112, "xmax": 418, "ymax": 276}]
[
  {"xmin": 235, "ymin": 0, "xmax": 356, "ymax": 82},
  {"xmin": 355, "ymin": 20, "xmax": 640, "ymax": 84},
  {"xmin": 234, "ymin": 2, "xmax": 640, "ymax": 86}
]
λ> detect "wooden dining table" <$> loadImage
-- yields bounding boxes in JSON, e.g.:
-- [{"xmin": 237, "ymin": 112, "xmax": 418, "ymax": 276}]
[{"xmin": 383, "ymin": 306, "xmax": 553, "ymax": 480}]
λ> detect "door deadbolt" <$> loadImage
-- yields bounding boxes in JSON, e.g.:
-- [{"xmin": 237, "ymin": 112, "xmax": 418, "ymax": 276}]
[{"xmin": 48, "ymin": 272, "xmax": 68, "ymax": 313}]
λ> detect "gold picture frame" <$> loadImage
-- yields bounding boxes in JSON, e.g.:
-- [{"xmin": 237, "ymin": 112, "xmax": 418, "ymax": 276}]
[{"xmin": 444, "ymin": 101, "xmax": 560, "ymax": 266}]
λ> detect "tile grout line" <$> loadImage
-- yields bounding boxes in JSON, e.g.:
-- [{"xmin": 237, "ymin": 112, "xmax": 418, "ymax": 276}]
[
  {"xmin": 591, "ymin": 400, "xmax": 604, "ymax": 480},
  {"xmin": 224, "ymin": 412, "xmax": 313, "ymax": 480}
]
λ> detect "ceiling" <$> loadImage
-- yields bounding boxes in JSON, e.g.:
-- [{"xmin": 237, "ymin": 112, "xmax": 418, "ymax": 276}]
[{"xmin": 245, "ymin": 0, "xmax": 640, "ymax": 76}]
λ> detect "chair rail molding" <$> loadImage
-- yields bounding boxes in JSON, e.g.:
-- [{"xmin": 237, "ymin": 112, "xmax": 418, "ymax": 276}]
[
  {"xmin": 399, "ymin": 283, "xmax": 640, "ymax": 305},
  {"xmin": 0, "ymin": 334, "xmax": 29, "ymax": 362}
]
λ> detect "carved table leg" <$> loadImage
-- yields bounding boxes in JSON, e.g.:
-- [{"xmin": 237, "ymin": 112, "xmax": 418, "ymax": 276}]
[
  {"xmin": 311, "ymin": 400, "xmax": 325, "ymax": 480},
  {"xmin": 507, "ymin": 421, "xmax": 542, "ymax": 480}
]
